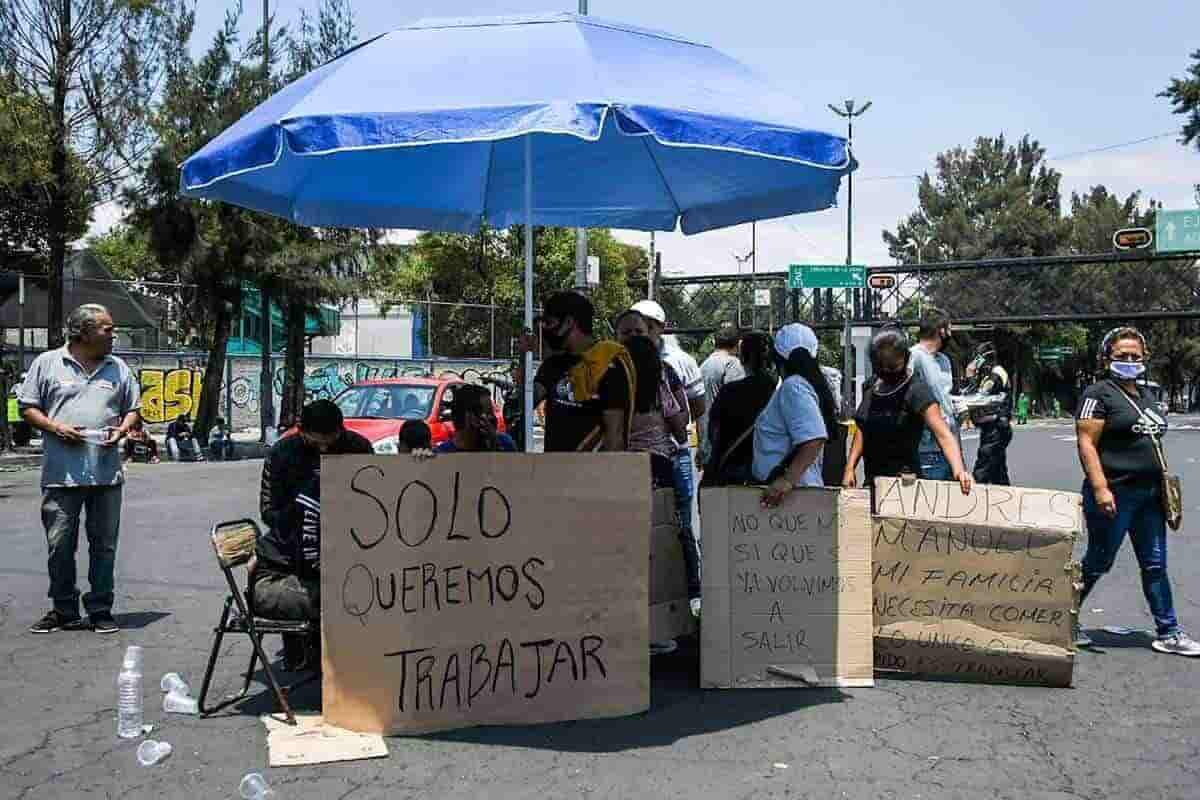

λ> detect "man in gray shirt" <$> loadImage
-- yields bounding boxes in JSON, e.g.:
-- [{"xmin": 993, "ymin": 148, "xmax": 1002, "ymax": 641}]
[
  {"xmin": 19, "ymin": 304, "xmax": 141, "ymax": 634},
  {"xmin": 909, "ymin": 310, "xmax": 960, "ymax": 481},
  {"xmin": 696, "ymin": 324, "xmax": 744, "ymax": 467}
]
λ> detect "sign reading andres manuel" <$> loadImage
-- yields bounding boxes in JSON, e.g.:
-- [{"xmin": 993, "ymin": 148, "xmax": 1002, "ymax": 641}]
[
  {"xmin": 320, "ymin": 454, "xmax": 650, "ymax": 735},
  {"xmin": 872, "ymin": 477, "xmax": 1082, "ymax": 687}
]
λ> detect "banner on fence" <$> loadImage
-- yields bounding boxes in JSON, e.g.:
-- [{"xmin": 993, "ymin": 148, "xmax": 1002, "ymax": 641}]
[
  {"xmin": 872, "ymin": 477, "xmax": 1082, "ymax": 687},
  {"xmin": 320, "ymin": 454, "xmax": 650, "ymax": 735},
  {"xmin": 699, "ymin": 487, "xmax": 874, "ymax": 689}
]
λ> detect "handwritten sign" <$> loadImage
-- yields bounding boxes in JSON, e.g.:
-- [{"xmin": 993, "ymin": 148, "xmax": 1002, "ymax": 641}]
[
  {"xmin": 699, "ymin": 487, "xmax": 874, "ymax": 688},
  {"xmin": 872, "ymin": 477, "xmax": 1082, "ymax": 687},
  {"xmin": 320, "ymin": 454, "xmax": 651, "ymax": 734}
]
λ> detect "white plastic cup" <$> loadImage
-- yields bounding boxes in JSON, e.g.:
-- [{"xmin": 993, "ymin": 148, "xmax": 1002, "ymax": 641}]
[
  {"xmin": 136, "ymin": 740, "xmax": 172, "ymax": 766},
  {"xmin": 160, "ymin": 673, "xmax": 190, "ymax": 695},
  {"xmin": 162, "ymin": 690, "xmax": 199, "ymax": 715},
  {"xmin": 239, "ymin": 772, "xmax": 274, "ymax": 799}
]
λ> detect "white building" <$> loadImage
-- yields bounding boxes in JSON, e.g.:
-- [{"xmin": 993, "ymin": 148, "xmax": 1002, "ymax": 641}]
[{"xmin": 310, "ymin": 298, "xmax": 415, "ymax": 358}]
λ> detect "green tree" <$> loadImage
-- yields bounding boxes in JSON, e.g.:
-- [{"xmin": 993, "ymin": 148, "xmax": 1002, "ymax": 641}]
[
  {"xmin": 0, "ymin": 0, "xmax": 176, "ymax": 347},
  {"xmin": 1160, "ymin": 49, "xmax": 1200, "ymax": 150},
  {"xmin": 86, "ymin": 224, "xmax": 154, "ymax": 281}
]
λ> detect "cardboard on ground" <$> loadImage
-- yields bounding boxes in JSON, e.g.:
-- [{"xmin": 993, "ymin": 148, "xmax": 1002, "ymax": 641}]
[
  {"xmin": 321, "ymin": 454, "xmax": 650, "ymax": 735},
  {"xmin": 261, "ymin": 714, "xmax": 388, "ymax": 767},
  {"xmin": 700, "ymin": 486, "xmax": 874, "ymax": 688},
  {"xmin": 872, "ymin": 477, "xmax": 1082, "ymax": 687}
]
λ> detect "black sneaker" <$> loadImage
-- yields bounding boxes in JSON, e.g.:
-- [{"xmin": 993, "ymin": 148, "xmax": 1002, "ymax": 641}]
[
  {"xmin": 90, "ymin": 612, "xmax": 119, "ymax": 634},
  {"xmin": 29, "ymin": 610, "xmax": 84, "ymax": 634}
]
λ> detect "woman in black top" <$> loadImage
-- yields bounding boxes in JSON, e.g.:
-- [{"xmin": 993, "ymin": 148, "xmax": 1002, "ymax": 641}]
[
  {"xmin": 700, "ymin": 332, "xmax": 777, "ymax": 487},
  {"xmin": 843, "ymin": 327, "xmax": 972, "ymax": 496},
  {"xmin": 1074, "ymin": 326, "xmax": 1198, "ymax": 656}
]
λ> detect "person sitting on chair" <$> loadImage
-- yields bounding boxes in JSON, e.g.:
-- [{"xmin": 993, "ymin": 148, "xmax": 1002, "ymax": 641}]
[{"xmin": 254, "ymin": 400, "xmax": 371, "ymax": 667}]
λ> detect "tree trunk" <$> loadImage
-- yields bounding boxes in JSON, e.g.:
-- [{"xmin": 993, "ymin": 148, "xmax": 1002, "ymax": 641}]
[
  {"xmin": 195, "ymin": 293, "xmax": 234, "ymax": 446},
  {"xmin": 258, "ymin": 282, "xmax": 277, "ymax": 436},
  {"xmin": 46, "ymin": 2, "xmax": 72, "ymax": 350},
  {"xmin": 280, "ymin": 296, "xmax": 307, "ymax": 423}
]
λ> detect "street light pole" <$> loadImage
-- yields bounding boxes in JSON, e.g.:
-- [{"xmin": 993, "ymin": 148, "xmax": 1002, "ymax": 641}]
[{"xmin": 828, "ymin": 98, "xmax": 871, "ymax": 416}]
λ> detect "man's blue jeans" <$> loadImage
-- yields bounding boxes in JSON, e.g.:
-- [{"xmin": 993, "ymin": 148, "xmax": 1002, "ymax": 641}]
[
  {"xmin": 1081, "ymin": 481, "xmax": 1179, "ymax": 636},
  {"xmin": 918, "ymin": 450, "xmax": 953, "ymax": 481},
  {"xmin": 41, "ymin": 486, "xmax": 123, "ymax": 617},
  {"xmin": 673, "ymin": 447, "xmax": 701, "ymax": 598}
]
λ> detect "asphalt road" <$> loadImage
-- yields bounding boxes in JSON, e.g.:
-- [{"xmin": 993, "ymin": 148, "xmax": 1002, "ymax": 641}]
[{"xmin": 2, "ymin": 419, "xmax": 1200, "ymax": 799}]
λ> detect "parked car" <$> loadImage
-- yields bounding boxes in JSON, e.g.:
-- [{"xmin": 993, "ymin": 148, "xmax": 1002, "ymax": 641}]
[{"xmin": 333, "ymin": 377, "xmax": 506, "ymax": 453}]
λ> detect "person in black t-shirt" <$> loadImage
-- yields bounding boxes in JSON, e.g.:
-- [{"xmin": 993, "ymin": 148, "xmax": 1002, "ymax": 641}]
[
  {"xmin": 1074, "ymin": 326, "xmax": 1199, "ymax": 656},
  {"xmin": 532, "ymin": 291, "xmax": 634, "ymax": 452},
  {"xmin": 701, "ymin": 331, "xmax": 777, "ymax": 487},
  {"xmin": 122, "ymin": 420, "xmax": 160, "ymax": 463},
  {"xmin": 843, "ymin": 327, "xmax": 972, "ymax": 497}
]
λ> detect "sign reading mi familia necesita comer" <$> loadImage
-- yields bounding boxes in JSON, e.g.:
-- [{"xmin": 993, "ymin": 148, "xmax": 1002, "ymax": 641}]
[
  {"xmin": 872, "ymin": 477, "xmax": 1082, "ymax": 687},
  {"xmin": 320, "ymin": 454, "xmax": 650, "ymax": 735}
]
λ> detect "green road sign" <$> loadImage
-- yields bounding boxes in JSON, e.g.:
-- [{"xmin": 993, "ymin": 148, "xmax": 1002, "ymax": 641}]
[
  {"xmin": 788, "ymin": 264, "xmax": 866, "ymax": 290},
  {"xmin": 1155, "ymin": 209, "xmax": 1200, "ymax": 254}
]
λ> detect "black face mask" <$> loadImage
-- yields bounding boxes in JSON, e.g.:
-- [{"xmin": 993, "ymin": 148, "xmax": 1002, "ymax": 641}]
[{"xmin": 542, "ymin": 320, "xmax": 571, "ymax": 351}]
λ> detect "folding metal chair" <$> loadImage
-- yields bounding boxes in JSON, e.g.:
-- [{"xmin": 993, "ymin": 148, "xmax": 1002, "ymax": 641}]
[{"xmin": 196, "ymin": 519, "xmax": 317, "ymax": 725}]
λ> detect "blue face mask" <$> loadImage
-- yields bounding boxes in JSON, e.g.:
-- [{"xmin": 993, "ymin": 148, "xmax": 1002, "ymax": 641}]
[{"xmin": 1110, "ymin": 361, "xmax": 1146, "ymax": 380}]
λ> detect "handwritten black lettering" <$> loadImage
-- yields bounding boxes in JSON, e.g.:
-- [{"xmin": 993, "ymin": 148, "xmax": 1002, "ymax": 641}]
[
  {"xmin": 348, "ymin": 466, "xmax": 389, "ymax": 549},
  {"xmin": 522, "ymin": 557, "xmax": 546, "ymax": 610},
  {"xmin": 396, "ymin": 480, "xmax": 438, "ymax": 547},
  {"xmin": 447, "ymin": 472, "xmax": 469, "ymax": 541},
  {"xmin": 478, "ymin": 486, "xmax": 512, "ymax": 539}
]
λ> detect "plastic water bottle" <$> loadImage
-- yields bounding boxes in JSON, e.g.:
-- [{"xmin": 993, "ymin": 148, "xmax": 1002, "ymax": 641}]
[
  {"xmin": 240, "ymin": 772, "xmax": 275, "ymax": 799},
  {"xmin": 117, "ymin": 646, "xmax": 144, "ymax": 739}
]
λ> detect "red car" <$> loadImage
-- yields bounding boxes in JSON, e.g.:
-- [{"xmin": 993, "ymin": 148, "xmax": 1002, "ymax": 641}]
[{"xmin": 333, "ymin": 377, "xmax": 505, "ymax": 453}]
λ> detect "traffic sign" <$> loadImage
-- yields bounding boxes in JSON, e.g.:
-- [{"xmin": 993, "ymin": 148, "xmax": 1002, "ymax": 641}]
[
  {"xmin": 754, "ymin": 288, "xmax": 771, "ymax": 307},
  {"xmin": 867, "ymin": 273, "xmax": 897, "ymax": 290},
  {"xmin": 1112, "ymin": 227, "xmax": 1152, "ymax": 250},
  {"xmin": 1155, "ymin": 209, "xmax": 1200, "ymax": 253},
  {"xmin": 788, "ymin": 264, "xmax": 866, "ymax": 290}
]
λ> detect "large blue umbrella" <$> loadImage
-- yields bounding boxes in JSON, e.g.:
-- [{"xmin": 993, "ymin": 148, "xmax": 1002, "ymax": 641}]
[{"xmin": 181, "ymin": 12, "xmax": 855, "ymax": 444}]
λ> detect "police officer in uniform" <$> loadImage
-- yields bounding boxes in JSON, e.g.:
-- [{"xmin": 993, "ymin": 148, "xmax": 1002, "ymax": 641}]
[{"xmin": 959, "ymin": 343, "xmax": 1013, "ymax": 485}]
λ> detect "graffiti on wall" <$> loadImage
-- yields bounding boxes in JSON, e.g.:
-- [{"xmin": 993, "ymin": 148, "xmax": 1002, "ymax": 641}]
[
  {"xmin": 127, "ymin": 355, "xmax": 513, "ymax": 429},
  {"xmin": 139, "ymin": 368, "xmax": 205, "ymax": 423}
]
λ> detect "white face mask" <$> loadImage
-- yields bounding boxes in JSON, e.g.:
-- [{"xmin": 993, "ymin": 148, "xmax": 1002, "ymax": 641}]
[{"xmin": 1109, "ymin": 361, "xmax": 1146, "ymax": 380}]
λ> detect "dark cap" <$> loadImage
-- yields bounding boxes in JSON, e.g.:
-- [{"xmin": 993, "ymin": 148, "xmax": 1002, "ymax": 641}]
[{"xmin": 539, "ymin": 291, "xmax": 594, "ymax": 333}]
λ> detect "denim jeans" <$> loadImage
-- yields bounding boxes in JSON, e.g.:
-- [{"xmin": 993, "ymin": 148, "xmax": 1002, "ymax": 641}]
[
  {"xmin": 1081, "ymin": 481, "xmax": 1179, "ymax": 636},
  {"xmin": 41, "ymin": 485, "xmax": 123, "ymax": 617},
  {"xmin": 673, "ymin": 447, "xmax": 701, "ymax": 598},
  {"xmin": 918, "ymin": 450, "xmax": 953, "ymax": 481}
]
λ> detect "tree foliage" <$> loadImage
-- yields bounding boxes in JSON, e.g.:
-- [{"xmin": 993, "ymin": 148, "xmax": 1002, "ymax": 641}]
[
  {"xmin": 1161, "ymin": 49, "xmax": 1200, "ymax": 151},
  {"xmin": 0, "ymin": 0, "xmax": 177, "ymax": 346}
]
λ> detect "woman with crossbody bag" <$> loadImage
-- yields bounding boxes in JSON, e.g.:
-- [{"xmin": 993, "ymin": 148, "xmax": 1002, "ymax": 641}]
[
  {"xmin": 1074, "ymin": 326, "xmax": 1197, "ymax": 656},
  {"xmin": 701, "ymin": 332, "xmax": 777, "ymax": 488}
]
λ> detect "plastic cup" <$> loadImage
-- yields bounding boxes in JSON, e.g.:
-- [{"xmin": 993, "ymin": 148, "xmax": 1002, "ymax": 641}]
[
  {"xmin": 163, "ymin": 690, "xmax": 199, "ymax": 715},
  {"xmin": 239, "ymin": 772, "xmax": 274, "ymax": 799},
  {"xmin": 160, "ymin": 673, "xmax": 190, "ymax": 695},
  {"xmin": 136, "ymin": 740, "xmax": 172, "ymax": 766}
]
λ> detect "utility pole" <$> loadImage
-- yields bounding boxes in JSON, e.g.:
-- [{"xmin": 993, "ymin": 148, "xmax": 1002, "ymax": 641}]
[
  {"xmin": 733, "ymin": 248, "xmax": 753, "ymax": 328},
  {"xmin": 17, "ymin": 274, "xmax": 25, "ymax": 374},
  {"xmin": 573, "ymin": 0, "xmax": 589, "ymax": 291},
  {"xmin": 750, "ymin": 222, "xmax": 757, "ymax": 329},
  {"xmin": 829, "ymin": 98, "xmax": 870, "ymax": 415}
]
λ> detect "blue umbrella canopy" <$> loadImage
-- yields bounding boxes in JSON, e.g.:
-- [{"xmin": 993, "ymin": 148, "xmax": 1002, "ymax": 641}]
[{"xmin": 180, "ymin": 12, "xmax": 854, "ymax": 234}]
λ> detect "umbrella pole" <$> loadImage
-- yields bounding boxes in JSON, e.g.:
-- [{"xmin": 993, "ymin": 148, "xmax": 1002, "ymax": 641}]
[{"xmin": 523, "ymin": 135, "xmax": 535, "ymax": 451}]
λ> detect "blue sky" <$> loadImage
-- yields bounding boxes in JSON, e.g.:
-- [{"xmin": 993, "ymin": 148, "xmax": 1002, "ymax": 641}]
[{"xmin": 142, "ymin": 0, "xmax": 1200, "ymax": 275}]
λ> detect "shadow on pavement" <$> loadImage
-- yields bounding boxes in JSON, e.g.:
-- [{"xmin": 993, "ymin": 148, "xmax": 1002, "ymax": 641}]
[
  {"xmin": 1081, "ymin": 628, "xmax": 1155, "ymax": 651},
  {"xmin": 114, "ymin": 610, "xmax": 172, "ymax": 630},
  {"xmin": 206, "ymin": 638, "xmax": 848, "ymax": 751}
]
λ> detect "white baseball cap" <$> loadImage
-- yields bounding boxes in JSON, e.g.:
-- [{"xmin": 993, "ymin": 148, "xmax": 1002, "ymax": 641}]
[
  {"xmin": 629, "ymin": 300, "xmax": 667, "ymax": 325},
  {"xmin": 773, "ymin": 323, "xmax": 819, "ymax": 359}
]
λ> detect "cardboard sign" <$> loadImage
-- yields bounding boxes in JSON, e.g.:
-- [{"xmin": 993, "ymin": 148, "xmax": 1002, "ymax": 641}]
[
  {"xmin": 872, "ymin": 477, "xmax": 1081, "ymax": 687},
  {"xmin": 650, "ymin": 488, "xmax": 697, "ymax": 642},
  {"xmin": 700, "ymin": 487, "xmax": 874, "ymax": 689},
  {"xmin": 320, "ymin": 454, "xmax": 651, "ymax": 735}
]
